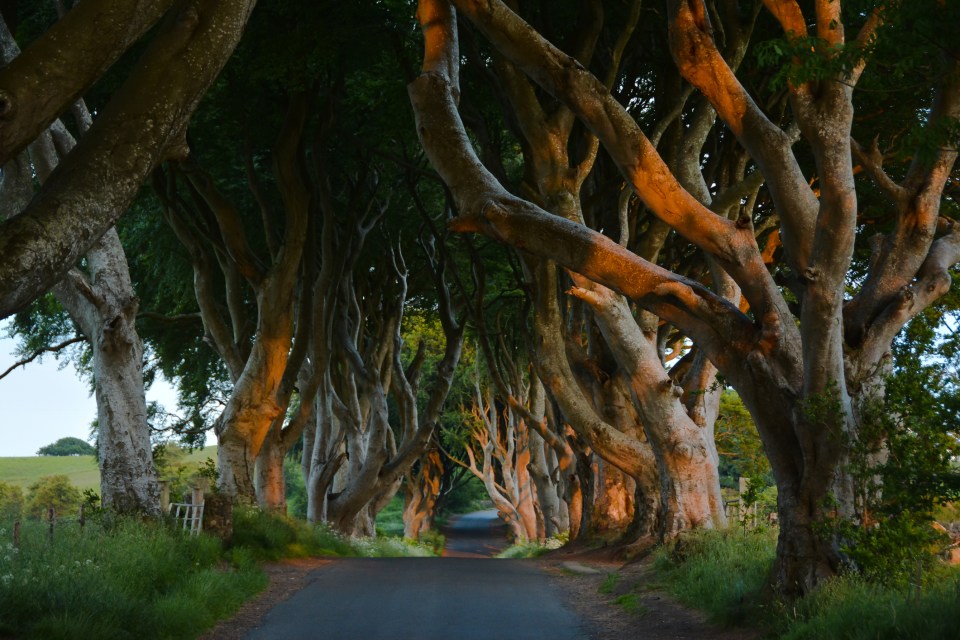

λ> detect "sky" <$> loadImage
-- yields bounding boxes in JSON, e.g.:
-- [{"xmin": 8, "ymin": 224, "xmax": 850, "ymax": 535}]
[{"xmin": 0, "ymin": 320, "xmax": 185, "ymax": 457}]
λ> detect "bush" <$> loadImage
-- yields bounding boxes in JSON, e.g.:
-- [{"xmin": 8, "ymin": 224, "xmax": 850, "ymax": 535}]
[
  {"xmin": 0, "ymin": 482, "xmax": 24, "ymax": 522},
  {"xmin": 25, "ymin": 475, "xmax": 82, "ymax": 520}
]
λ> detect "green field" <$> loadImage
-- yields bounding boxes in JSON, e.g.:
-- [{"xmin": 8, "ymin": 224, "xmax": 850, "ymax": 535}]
[{"xmin": 0, "ymin": 446, "xmax": 218, "ymax": 493}]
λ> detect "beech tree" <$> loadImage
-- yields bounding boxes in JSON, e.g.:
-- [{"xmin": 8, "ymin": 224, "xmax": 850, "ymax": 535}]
[
  {"xmin": 0, "ymin": 0, "xmax": 254, "ymax": 318},
  {"xmin": 410, "ymin": 0, "xmax": 960, "ymax": 595},
  {"xmin": 1, "ymin": 14, "xmax": 159, "ymax": 517}
]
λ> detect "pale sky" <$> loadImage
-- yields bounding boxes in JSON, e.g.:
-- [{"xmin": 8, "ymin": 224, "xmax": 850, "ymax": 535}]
[{"xmin": 0, "ymin": 320, "xmax": 186, "ymax": 457}]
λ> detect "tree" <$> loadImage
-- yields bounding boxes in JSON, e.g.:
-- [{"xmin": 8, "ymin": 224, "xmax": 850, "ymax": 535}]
[
  {"xmin": 409, "ymin": 0, "xmax": 960, "ymax": 595},
  {"xmin": 36, "ymin": 437, "xmax": 95, "ymax": 457},
  {"xmin": 0, "ymin": 481, "xmax": 24, "ymax": 521},
  {"xmin": 1, "ymin": 10, "xmax": 161, "ymax": 517},
  {"xmin": 0, "ymin": 0, "xmax": 255, "ymax": 318},
  {"xmin": 25, "ymin": 475, "xmax": 81, "ymax": 519}
]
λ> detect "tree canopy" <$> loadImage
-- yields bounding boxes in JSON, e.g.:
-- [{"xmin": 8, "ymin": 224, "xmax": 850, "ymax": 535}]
[
  {"xmin": 36, "ymin": 437, "xmax": 95, "ymax": 457},
  {"xmin": 1, "ymin": 0, "xmax": 958, "ymax": 601}
]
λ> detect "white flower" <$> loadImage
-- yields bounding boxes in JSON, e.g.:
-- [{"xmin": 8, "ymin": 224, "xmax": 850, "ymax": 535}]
[
  {"xmin": 3, "ymin": 556, "xmax": 9, "ymax": 562},
  {"xmin": 1, "ymin": 574, "xmax": 12, "ymax": 585}
]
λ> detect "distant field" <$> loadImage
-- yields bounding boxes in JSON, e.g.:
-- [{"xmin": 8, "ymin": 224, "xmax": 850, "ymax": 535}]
[{"xmin": 0, "ymin": 446, "xmax": 218, "ymax": 493}]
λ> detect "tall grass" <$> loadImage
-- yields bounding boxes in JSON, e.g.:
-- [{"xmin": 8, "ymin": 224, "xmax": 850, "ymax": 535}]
[
  {"xmin": 653, "ymin": 528, "xmax": 777, "ymax": 625},
  {"xmin": 653, "ymin": 527, "xmax": 960, "ymax": 639},
  {"xmin": 231, "ymin": 507, "xmax": 438, "ymax": 560},
  {"xmin": 778, "ymin": 571, "xmax": 960, "ymax": 640},
  {"xmin": 0, "ymin": 518, "xmax": 264, "ymax": 640},
  {"xmin": 0, "ymin": 504, "xmax": 438, "ymax": 639}
]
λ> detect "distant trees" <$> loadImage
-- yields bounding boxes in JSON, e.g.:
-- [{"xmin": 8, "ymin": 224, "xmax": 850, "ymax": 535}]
[{"xmin": 36, "ymin": 437, "xmax": 95, "ymax": 457}]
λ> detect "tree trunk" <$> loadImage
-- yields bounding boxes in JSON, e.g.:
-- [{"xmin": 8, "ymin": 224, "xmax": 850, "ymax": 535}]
[
  {"xmin": 254, "ymin": 422, "xmax": 287, "ymax": 513},
  {"xmin": 11, "ymin": 118, "xmax": 160, "ymax": 518},
  {"xmin": 403, "ymin": 448, "xmax": 443, "ymax": 540}
]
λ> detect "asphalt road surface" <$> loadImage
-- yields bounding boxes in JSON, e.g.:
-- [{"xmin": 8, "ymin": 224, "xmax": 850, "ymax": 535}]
[{"xmin": 246, "ymin": 510, "xmax": 585, "ymax": 640}]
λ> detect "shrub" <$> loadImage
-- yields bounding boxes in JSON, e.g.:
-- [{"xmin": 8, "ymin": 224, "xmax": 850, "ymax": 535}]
[
  {"xmin": 25, "ymin": 475, "xmax": 82, "ymax": 520},
  {"xmin": 0, "ymin": 482, "xmax": 24, "ymax": 522}
]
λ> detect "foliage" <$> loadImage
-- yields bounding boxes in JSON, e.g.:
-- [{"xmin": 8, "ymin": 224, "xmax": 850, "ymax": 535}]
[
  {"xmin": 0, "ymin": 518, "xmax": 265, "ymax": 640},
  {"xmin": 36, "ymin": 437, "xmax": 96, "ymax": 457},
  {"xmin": 283, "ymin": 457, "xmax": 307, "ymax": 520},
  {"xmin": 152, "ymin": 444, "xmax": 217, "ymax": 502},
  {"xmin": 25, "ymin": 475, "xmax": 82, "ymax": 520},
  {"xmin": 374, "ymin": 494, "xmax": 405, "ymax": 538},
  {"xmin": 822, "ymin": 311, "xmax": 960, "ymax": 586},
  {"xmin": 715, "ymin": 391, "xmax": 772, "ymax": 489},
  {"xmin": 0, "ymin": 482, "xmax": 24, "ymax": 521}
]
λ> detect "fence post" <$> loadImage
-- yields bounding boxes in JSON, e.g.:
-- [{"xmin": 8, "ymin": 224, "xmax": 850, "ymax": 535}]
[
  {"xmin": 79, "ymin": 503, "xmax": 86, "ymax": 531},
  {"xmin": 12, "ymin": 520, "xmax": 20, "ymax": 549},
  {"xmin": 48, "ymin": 507, "xmax": 55, "ymax": 543},
  {"xmin": 159, "ymin": 480, "xmax": 170, "ymax": 514}
]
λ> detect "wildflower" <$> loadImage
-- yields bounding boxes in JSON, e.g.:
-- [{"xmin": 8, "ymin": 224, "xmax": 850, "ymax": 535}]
[
  {"xmin": 3, "ymin": 556, "xmax": 9, "ymax": 562},
  {"xmin": 1, "ymin": 574, "xmax": 12, "ymax": 585}
]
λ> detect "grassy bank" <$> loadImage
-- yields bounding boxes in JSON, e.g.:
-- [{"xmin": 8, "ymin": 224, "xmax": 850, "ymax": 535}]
[
  {"xmin": 0, "ymin": 504, "xmax": 436, "ymax": 640},
  {"xmin": 653, "ymin": 528, "xmax": 960, "ymax": 639}
]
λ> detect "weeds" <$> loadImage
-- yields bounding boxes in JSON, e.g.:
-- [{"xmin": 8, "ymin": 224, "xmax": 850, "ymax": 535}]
[
  {"xmin": 614, "ymin": 593, "xmax": 649, "ymax": 616},
  {"xmin": 598, "ymin": 572, "xmax": 620, "ymax": 594}
]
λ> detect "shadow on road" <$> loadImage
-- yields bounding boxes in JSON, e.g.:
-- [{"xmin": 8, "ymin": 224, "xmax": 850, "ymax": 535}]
[{"xmin": 439, "ymin": 508, "xmax": 510, "ymax": 558}]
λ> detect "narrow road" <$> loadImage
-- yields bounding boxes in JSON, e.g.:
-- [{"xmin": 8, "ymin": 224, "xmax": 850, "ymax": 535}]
[{"xmin": 245, "ymin": 510, "xmax": 586, "ymax": 640}]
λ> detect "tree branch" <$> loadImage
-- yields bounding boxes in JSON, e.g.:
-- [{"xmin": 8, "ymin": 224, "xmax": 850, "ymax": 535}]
[{"xmin": 0, "ymin": 336, "xmax": 85, "ymax": 381}]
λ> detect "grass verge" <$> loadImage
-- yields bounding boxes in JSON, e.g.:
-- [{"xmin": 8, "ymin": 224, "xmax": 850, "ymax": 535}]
[
  {"xmin": 0, "ymin": 504, "xmax": 439, "ymax": 639},
  {"xmin": 653, "ymin": 527, "xmax": 960, "ymax": 639},
  {"xmin": 0, "ymin": 518, "xmax": 264, "ymax": 640}
]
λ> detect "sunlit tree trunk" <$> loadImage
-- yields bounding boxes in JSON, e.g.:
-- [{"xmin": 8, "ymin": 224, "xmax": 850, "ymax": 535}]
[{"xmin": 403, "ymin": 448, "xmax": 444, "ymax": 540}]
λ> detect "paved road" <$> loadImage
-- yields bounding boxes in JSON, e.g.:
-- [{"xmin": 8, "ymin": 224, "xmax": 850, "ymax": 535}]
[
  {"xmin": 246, "ymin": 510, "xmax": 585, "ymax": 640},
  {"xmin": 440, "ymin": 508, "xmax": 510, "ymax": 557}
]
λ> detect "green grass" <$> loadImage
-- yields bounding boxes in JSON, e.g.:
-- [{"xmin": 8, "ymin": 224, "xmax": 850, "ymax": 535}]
[
  {"xmin": 0, "ymin": 456, "xmax": 101, "ymax": 493},
  {"xmin": 374, "ymin": 494, "xmax": 405, "ymax": 538},
  {"xmin": 614, "ymin": 592, "xmax": 649, "ymax": 616},
  {"xmin": 653, "ymin": 527, "xmax": 960, "ymax": 639},
  {"xmin": 0, "ymin": 446, "xmax": 218, "ymax": 494},
  {"xmin": 0, "ymin": 516, "xmax": 264, "ymax": 640},
  {"xmin": 599, "ymin": 572, "xmax": 620, "ymax": 594},
  {"xmin": 654, "ymin": 528, "xmax": 776, "ymax": 626},
  {"xmin": 0, "ymin": 500, "xmax": 438, "ymax": 640}
]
